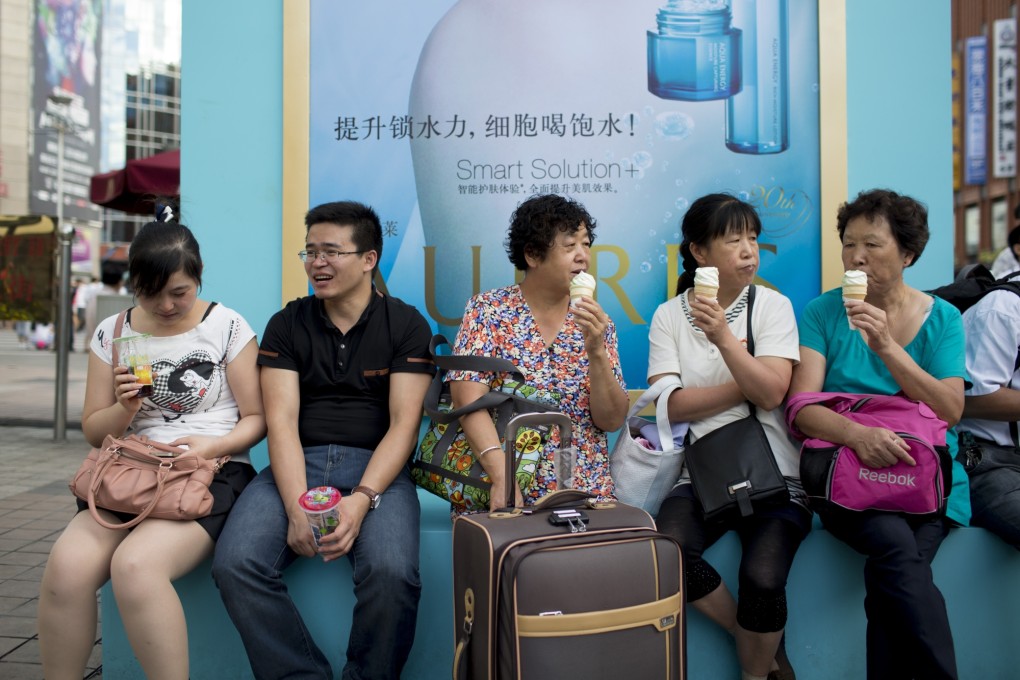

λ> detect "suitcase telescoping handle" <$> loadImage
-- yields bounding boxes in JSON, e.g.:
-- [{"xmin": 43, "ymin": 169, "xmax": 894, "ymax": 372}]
[{"xmin": 501, "ymin": 412, "xmax": 574, "ymax": 509}]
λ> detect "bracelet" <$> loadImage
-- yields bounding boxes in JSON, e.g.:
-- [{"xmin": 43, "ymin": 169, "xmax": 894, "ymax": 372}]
[{"xmin": 476, "ymin": 444, "xmax": 501, "ymax": 459}]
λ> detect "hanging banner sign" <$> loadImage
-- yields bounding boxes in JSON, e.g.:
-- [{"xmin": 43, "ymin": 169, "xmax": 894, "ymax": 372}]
[
  {"xmin": 993, "ymin": 19, "xmax": 1017, "ymax": 178},
  {"xmin": 952, "ymin": 52, "xmax": 962, "ymax": 190},
  {"xmin": 965, "ymin": 36, "xmax": 988, "ymax": 185}
]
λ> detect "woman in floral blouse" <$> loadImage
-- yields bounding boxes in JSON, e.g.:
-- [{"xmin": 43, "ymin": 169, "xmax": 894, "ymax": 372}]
[{"xmin": 447, "ymin": 194, "xmax": 629, "ymax": 510}]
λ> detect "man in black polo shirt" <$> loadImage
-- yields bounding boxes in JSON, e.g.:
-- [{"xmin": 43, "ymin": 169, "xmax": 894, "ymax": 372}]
[{"xmin": 213, "ymin": 201, "xmax": 434, "ymax": 680}]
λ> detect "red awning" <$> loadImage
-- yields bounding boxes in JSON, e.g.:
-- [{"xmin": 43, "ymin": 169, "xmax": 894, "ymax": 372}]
[{"xmin": 90, "ymin": 149, "xmax": 180, "ymax": 215}]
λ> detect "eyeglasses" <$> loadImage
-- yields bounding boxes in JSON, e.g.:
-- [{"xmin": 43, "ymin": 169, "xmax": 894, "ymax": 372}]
[{"xmin": 298, "ymin": 249, "xmax": 365, "ymax": 263}]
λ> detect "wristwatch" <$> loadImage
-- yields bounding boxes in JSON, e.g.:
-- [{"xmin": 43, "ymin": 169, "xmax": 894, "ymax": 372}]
[{"xmin": 352, "ymin": 485, "xmax": 381, "ymax": 510}]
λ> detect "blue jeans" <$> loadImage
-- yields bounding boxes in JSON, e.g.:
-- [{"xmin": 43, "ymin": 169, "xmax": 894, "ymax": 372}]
[
  {"xmin": 212, "ymin": 445, "xmax": 422, "ymax": 680},
  {"xmin": 961, "ymin": 439, "xmax": 1020, "ymax": 550}
]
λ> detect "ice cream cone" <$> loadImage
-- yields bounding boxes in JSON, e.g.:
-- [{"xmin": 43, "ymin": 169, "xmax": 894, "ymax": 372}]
[
  {"xmin": 693, "ymin": 284, "xmax": 719, "ymax": 301},
  {"xmin": 570, "ymin": 286, "xmax": 595, "ymax": 306},
  {"xmin": 569, "ymin": 272, "xmax": 596, "ymax": 307},
  {"xmin": 841, "ymin": 270, "xmax": 868, "ymax": 329},
  {"xmin": 842, "ymin": 285, "xmax": 867, "ymax": 301},
  {"xmin": 693, "ymin": 267, "xmax": 720, "ymax": 302}
]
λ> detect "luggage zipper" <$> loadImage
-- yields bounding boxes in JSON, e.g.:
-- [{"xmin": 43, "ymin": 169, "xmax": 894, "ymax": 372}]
[{"xmin": 501, "ymin": 531, "xmax": 666, "ymax": 678}]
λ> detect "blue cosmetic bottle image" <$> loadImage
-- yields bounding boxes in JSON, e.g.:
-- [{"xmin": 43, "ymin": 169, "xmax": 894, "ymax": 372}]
[
  {"xmin": 726, "ymin": 0, "xmax": 789, "ymax": 153},
  {"xmin": 647, "ymin": 0, "xmax": 742, "ymax": 101}
]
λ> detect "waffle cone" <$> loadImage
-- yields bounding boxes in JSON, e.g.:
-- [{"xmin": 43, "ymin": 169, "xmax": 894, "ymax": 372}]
[
  {"xmin": 570, "ymin": 285, "xmax": 594, "ymax": 305},
  {"xmin": 842, "ymin": 285, "xmax": 867, "ymax": 301},
  {"xmin": 570, "ymin": 285, "xmax": 595, "ymax": 299},
  {"xmin": 693, "ymin": 284, "xmax": 718, "ymax": 300},
  {"xmin": 843, "ymin": 285, "xmax": 866, "ymax": 329}
]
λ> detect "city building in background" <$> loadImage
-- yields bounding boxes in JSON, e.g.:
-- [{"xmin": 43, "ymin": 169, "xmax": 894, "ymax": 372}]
[
  {"xmin": 0, "ymin": 0, "xmax": 180, "ymax": 281},
  {"xmin": 954, "ymin": 0, "xmax": 1020, "ymax": 271},
  {"xmin": 0, "ymin": 0, "xmax": 32, "ymax": 214},
  {"xmin": 2, "ymin": 0, "xmax": 104, "ymax": 323},
  {"xmin": 98, "ymin": 0, "xmax": 181, "ymax": 245},
  {"xmin": 0, "ymin": 0, "xmax": 180, "ymax": 324}
]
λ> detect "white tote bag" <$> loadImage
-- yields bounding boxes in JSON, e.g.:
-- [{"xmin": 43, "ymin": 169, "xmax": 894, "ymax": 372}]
[{"xmin": 611, "ymin": 376, "xmax": 688, "ymax": 516}]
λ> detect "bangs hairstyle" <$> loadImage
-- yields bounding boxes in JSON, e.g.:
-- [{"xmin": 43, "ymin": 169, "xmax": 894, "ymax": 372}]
[
  {"xmin": 676, "ymin": 193, "xmax": 761, "ymax": 294},
  {"xmin": 128, "ymin": 221, "xmax": 203, "ymax": 297},
  {"xmin": 682, "ymin": 193, "xmax": 762, "ymax": 245}
]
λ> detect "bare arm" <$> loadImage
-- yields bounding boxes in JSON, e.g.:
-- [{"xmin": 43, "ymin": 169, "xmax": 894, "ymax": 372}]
[
  {"xmin": 650, "ymin": 372, "xmax": 742, "ymax": 422},
  {"xmin": 789, "ymin": 347, "xmax": 916, "ymax": 468},
  {"xmin": 572, "ymin": 299, "xmax": 628, "ymax": 431},
  {"xmin": 688, "ymin": 295, "xmax": 793, "ymax": 410},
  {"xmin": 168, "ymin": 338, "xmax": 267, "ymax": 458},
  {"xmin": 450, "ymin": 379, "xmax": 523, "ymax": 510},
  {"xmin": 82, "ymin": 349, "xmax": 142, "ymax": 447},
  {"xmin": 847, "ymin": 298, "xmax": 964, "ymax": 425},
  {"xmin": 651, "ymin": 353, "xmax": 791, "ymax": 422},
  {"xmin": 868, "ymin": 341, "xmax": 964, "ymax": 426},
  {"xmin": 261, "ymin": 366, "xmax": 316, "ymax": 557},
  {"xmin": 318, "ymin": 371, "xmax": 432, "ymax": 561},
  {"xmin": 964, "ymin": 387, "xmax": 1020, "ymax": 421}
]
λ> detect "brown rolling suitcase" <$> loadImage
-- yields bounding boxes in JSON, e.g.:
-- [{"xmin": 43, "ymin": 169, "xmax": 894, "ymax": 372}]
[{"xmin": 452, "ymin": 413, "xmax": 686, "ymax": 680}]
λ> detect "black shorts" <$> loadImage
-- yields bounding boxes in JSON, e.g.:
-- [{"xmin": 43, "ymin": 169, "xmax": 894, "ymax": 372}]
[{"xmin": 75, "ymin": 461, "xmax": 256, "ymax": 540}]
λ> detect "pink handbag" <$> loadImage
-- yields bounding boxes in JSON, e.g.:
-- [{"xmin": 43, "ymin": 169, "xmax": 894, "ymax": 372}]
[
  {"xmin": 68, "ymin": 309, "xmax": 228, "ymax": 529},
  {"xmin": 70, "ymin": 434, "xmax": 228, "ymax": 529},
  {"xmin": 786, "ymin": 392, "xmax": 952, "ymax": 516}
]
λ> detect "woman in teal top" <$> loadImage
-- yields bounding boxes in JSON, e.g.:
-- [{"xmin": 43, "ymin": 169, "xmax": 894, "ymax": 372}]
[{"xmin": 789, "ymin": 189, "xmax": 967, "ymax": 680}]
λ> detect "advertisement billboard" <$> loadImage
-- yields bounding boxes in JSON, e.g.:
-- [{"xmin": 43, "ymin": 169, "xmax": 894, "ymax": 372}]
[
  {"xmin": 308, "ymin": 0, "xmax": 821, "ymax": 384},
  {"xmin": 30, "ymin": 0, "xmax": 103, "ymax": 223}
]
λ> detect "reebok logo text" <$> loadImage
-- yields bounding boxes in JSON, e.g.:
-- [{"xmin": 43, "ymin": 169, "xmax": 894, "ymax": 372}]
[{"xmin": 858, "ymin": 468, "xmax": 916, "ymax": 487}]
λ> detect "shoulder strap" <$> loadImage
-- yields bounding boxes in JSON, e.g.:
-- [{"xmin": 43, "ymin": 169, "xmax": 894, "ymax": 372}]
[
  {"xmin": 111, "ymin": 309, "xmax": 130, "ymax": 366},
  {"xmin": 628, "ymin": 375, "xmax": 687, "ymax": 452},
  {"xmin": 745, "ymin": 285, "xmax": 757, "ymax": 419},
  {"xmin": 429, "ymin": 334, "xmax": 522, "ymax": 376},
  {"xmin": 202, "ymin": 301, "xmax": 218, "ymax": 320},
  {"xmin": 423, "ymin": 334, "xmax": 529, "ymax": 423}
]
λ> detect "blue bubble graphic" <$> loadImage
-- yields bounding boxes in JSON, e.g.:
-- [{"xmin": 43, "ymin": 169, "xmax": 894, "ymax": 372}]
[
  {"xmin": 654, "ymin": 111, "xmax": 695, "ymax": 141},
  {"xmin": 633, "ymin": 151, "xmax": 653, "ymax": 170}
]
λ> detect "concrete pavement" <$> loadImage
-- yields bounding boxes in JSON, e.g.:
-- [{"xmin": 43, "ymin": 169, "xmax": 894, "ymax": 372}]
[
  {"xmin": 0, "ymin": 326, "xmax": 88, "ymax": 429},
  {"xmin": 0, "ymin": 327, "xmax": 101, "ymax": 678}
]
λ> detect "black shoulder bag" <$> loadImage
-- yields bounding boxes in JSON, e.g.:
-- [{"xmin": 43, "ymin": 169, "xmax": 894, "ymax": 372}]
[{"xmin": 683, "ymin": 285, "xmax": 790, "ymax": 520}]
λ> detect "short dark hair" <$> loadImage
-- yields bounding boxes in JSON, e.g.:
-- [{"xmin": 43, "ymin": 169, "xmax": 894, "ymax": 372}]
[
  {"xmin": 128, "ymin": 208, "xmax": 203, "ymax": 297},
  {"xmin": 1008, "ymin": 225, "xmax": 1020, "ymax": 249},
  {"xmin": 504, "ymin": 194, "xmax": 596, "ymax": 271},
  {"xmin": 100, "ymin": 261, "xmax": 124, "ymax": 288},
  {"xmin": 304, "ymin": 201, "xmax": 383, "ymax": 272},
  {"xmin": 836, "ymin": 189, "xmax": 929, "ymax": 267},
  {"xmin": 676, "ymin": 193, "xmax": 762, "ymax": 294}
]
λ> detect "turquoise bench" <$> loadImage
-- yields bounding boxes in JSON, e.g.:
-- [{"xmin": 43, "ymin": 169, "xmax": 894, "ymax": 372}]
[{"xmin": 101, "ymin": 488, "xmax": 1020, "ymax": 679}]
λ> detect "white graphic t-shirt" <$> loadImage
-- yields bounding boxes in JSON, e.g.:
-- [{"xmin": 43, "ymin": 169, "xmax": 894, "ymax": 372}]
[{"xmin": 91, "ymin": 303, "xmax": 256, "ymax": 463}]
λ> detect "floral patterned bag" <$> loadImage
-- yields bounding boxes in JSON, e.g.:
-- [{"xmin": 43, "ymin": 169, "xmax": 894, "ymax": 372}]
[{"xmin": 412, "ymin": 335, "xmax": 563, "ymax": 514}]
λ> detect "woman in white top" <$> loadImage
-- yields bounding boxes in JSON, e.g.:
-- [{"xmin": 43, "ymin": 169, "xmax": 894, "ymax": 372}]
[
  {"xmin": 647, "ymin": 193, "xmax": 808, "ymax": 680},
  {"xmin": 38, "ymin": 205, "xmax": 266, "ymax": 680}
]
